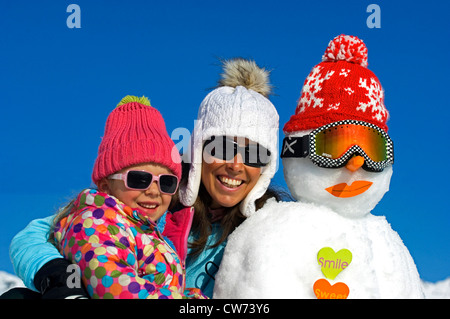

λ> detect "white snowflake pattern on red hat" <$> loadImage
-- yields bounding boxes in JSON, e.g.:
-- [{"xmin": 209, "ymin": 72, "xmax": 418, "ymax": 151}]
[
  {"xmin": 296, "ymin": 65, "xmax": 335, "ymax": 113},
  {"xmin": 358, "ymin": 77, "xmax": 387, "ymax": 122}
]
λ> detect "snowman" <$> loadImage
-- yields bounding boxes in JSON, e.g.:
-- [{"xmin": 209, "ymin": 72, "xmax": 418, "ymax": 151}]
[{"xmin": 213, "ymin": 35, "xmax": 424, "ymax": 299}]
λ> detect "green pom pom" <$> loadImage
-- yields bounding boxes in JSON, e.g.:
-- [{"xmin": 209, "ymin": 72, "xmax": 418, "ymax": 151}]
[{"xmin": 117, "ymin": 95, "xmax": 151, "ymax": 107}]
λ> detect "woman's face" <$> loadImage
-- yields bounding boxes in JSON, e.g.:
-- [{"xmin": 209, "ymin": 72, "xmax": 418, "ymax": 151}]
[{"xmin": 201, "ymin": 137, "xmax": 262, "ymax": 209}]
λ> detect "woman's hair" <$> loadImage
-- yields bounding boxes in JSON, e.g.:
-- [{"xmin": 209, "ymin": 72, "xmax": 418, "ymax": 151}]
[{"xmin": 175, "ymin": 162, "xmax": 291, "ymax": 258}]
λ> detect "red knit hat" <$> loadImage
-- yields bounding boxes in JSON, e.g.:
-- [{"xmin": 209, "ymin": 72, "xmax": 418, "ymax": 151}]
[
  {"xmin": 92, "ymin": 96, "xmax": 181, "ymax": 185},
  {"xmin": 284, "ymin": 35, "xmax": 389, "ymax": 133}
]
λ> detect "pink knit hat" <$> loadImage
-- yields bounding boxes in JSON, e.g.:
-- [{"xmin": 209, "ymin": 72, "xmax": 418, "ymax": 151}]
[
  {"xmin": 284, "ymin": 35, "xmax": 389, "ymax": 133},
  {"xmin": 92, "ymin": 96, "xmax": 181, "ymax": 185}
]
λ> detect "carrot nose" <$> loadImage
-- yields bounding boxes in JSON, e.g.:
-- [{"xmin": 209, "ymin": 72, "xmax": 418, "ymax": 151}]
[{"xmin": 346, "ymin": 156, "xmax": 365, "ymax": 172}]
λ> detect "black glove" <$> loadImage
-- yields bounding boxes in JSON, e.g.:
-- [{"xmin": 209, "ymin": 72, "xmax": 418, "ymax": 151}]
[{"xmin": 34, "ymin": 258, "xmax": 89, "ymax": 299}]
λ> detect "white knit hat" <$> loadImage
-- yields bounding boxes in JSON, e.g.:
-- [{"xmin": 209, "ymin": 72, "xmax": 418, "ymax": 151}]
[{"xmin": 179, "ymin": 58, "xmax": 279, "ymax": 217}]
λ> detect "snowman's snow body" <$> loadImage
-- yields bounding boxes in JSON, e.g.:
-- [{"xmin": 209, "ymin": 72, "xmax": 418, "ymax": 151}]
[{"xmin": 213, "ymin": 165, "xmax": 423, "ymax": 298}]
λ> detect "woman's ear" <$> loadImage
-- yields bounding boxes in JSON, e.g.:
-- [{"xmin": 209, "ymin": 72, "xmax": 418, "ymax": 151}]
[{"xmin": 97, "ymin": 178, "xmax": 111, "ymax": 193}]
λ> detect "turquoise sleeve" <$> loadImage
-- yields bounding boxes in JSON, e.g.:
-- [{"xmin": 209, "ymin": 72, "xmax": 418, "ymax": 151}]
[{"xmin": 9, "ymin": 215, "xmax": 63, "ymax": 291}]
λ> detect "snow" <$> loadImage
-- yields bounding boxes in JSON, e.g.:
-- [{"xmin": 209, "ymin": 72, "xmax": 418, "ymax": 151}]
[
  {"xmin": 422, "ymin": 278, "xmax": 450, "ymax": 299},
  {"xmin": 0, "ymin": 271, "xmax": 24, "ymax": 295}
]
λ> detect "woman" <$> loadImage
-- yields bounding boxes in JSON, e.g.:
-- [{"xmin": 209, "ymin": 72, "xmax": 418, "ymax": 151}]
[{"xmin": 7, "ymin": 58, "xmax": 282, "ymax": 298}]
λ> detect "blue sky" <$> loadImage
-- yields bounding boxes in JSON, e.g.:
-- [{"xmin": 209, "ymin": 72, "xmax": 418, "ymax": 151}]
[{"xmin": 0, "ymin": 1, "xmax": 449, "ymax": 283}]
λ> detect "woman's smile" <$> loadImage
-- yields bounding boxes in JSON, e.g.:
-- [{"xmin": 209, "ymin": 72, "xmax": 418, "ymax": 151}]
[{"xmin": 217, "ymin": 175, "xmax": 244, "ymax": 189}]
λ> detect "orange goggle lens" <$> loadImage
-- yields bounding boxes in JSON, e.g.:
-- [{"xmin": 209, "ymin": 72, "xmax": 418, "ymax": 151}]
[{"xmin": 314, "ymin": 124, "xmax": 388, "ymax": 162}]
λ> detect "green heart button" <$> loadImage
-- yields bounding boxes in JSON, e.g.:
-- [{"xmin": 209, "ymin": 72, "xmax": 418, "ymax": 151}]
[{"xmin": 317, "ymin": 247, "xmax": 352, "ymax": 280}]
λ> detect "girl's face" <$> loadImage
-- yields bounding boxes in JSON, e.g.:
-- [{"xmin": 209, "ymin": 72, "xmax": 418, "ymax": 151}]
[
  {"xmin": 98, "ymin": 163, "xmax": 173, "ymax": 222},
  {"xmin": 201, "ymin": 137, "xmax": 262, "ymax": 209}
]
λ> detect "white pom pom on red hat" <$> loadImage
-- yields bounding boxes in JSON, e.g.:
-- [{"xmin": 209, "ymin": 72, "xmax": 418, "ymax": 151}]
[{"xmin": 322, "ymin": 34, "xmax": 369, "ymax": 68}]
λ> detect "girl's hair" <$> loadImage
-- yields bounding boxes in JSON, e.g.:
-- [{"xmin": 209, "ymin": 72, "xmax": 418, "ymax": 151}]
[
  {"xmin": 48, "ymin": 198, "xmax": 77, "ymax": 246},
  {"xmin": 174, "ymin": 162, "xmax": 291, "ymax": 258}
]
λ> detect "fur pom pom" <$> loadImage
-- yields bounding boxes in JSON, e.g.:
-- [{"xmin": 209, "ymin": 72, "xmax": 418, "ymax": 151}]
[{"xmin": 218, "ymin": 58, "xmax": 273, "ymax": 97}]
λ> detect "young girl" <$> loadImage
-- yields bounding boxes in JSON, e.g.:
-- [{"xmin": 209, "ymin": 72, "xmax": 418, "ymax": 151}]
[{"xmin": 51, "ymin": 95, "xmax": 205, "ymax": 299}]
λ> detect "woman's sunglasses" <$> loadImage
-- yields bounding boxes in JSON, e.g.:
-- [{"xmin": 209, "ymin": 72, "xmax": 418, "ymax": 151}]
[
  {"xmin": 203, "ymin": 136, "xmax": 271, "ymax": 168},
  {"xmin": 108, "ymin": 170, "xmax": 179, "ymax": 195}
]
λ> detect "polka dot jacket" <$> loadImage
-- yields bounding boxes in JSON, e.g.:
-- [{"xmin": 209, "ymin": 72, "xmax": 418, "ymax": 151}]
[{"xmin": 53, "ymin": 189, "xmax": 206, "ymax": 299}]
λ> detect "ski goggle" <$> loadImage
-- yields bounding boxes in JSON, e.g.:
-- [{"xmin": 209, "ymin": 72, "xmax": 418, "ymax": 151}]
[
  {"xmin": 108, "ymin": 170, "xmax": 179, "ymax": 195},
  {"xmin": 203, "ymin": 136, "xmax": 271, "ymax": 168},
  {"xmin": 281, "ymin": 120, "xmax": 394, "ymax": 172}
]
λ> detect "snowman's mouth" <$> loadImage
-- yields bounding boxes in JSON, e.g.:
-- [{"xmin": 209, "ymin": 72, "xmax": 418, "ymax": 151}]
[{"xmin": 325, "ymin": 181, "xmax": 373, "ymax": 198}]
